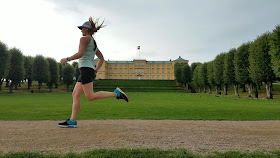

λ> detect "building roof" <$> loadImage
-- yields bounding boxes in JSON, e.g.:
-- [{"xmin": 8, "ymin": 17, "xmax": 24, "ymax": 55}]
[{"xmin": 173, "ymin": 56, "xmax": 188, "ymax": 61}]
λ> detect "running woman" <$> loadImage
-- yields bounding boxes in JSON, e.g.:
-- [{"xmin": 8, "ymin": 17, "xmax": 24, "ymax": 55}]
[{"xmin": 59, "ymin": 17, "xmax": 128, "ymax": 128}]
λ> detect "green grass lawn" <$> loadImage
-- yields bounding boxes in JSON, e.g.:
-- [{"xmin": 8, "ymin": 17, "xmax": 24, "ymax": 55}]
[
  {"xmin": 1, "ymin": 149, "xmax": 280, "ymax": 158},
  {"xmin": 0, "ymin": 92, "xmax": 279, "ymax": 120}
]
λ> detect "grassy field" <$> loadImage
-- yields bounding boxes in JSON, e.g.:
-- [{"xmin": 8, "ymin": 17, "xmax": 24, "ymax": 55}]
[
  {"xmin": 0, "ymin": 91, "xmax": 279, "ymax": 120},
  {"xmin": 1, "ymin": 149, "xmax": 280, "ymax": 158}
]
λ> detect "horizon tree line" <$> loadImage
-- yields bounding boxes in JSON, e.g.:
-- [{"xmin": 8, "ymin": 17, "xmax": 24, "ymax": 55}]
[{"xmin": 175, "ymin": 25, "xmax": 280, "ymax": 100}]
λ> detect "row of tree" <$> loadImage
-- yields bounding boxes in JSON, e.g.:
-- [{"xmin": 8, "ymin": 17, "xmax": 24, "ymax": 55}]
[
  {"xmin": 0, "ymin": 42, "xmax": 80, "ymax": 93},
  {"xmin": 175, "ymin": 25, "xmax": 280, "ymax": 99}
]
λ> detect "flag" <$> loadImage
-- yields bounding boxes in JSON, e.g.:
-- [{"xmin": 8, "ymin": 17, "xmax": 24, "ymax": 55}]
[{"xmin": 137, "ymin": 46, "xmax": 140, "ymax": 50}]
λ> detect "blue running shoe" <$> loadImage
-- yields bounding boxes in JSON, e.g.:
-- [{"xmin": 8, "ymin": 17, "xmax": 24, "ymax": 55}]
[
  {"xmin": 114, "ymin": 87, "xmax": 129, "ymax": 102},
  {"xmin": 58, "ymin": 119, "xmax": 77, "ymax": 128}
]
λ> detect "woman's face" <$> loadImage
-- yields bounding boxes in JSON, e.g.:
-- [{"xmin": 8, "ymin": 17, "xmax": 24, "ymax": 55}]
[{"xmin": 81, "ymin": 27, "xmax": 88, "ymax": 36}]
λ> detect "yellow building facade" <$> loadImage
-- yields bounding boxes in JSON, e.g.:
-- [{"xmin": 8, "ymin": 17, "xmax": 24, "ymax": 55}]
[{"xmin": 95, "ymin": 56, "xmax": 188, "ymax": 80}]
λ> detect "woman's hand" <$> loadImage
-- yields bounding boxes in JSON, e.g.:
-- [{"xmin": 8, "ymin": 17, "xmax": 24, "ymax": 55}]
[{"xmin": 60, "ymin": 58, "xmax": 67, "ymax": 64}]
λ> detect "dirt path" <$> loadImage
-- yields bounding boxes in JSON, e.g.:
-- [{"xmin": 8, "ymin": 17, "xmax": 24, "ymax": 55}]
[{"xmin": 0, "ymin": 120, "xmax": 279, "ymax": 153}]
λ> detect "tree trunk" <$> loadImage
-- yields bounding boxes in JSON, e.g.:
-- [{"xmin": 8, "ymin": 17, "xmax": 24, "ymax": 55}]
[
  {"xmin": 242, "ymin": 84, "xmax": 246, "ymax": 92},
  {"xmin": 215, "ymin": 85, "xmax": 219, "ymax": 95},
  {"xmin": 203, "ymin": 87, "xmax": 206, "ymax": 93},
  {"xmin": 0, "ymin": 79, "xmax": 3, "ymax": 91},
  {"xmin": 224, "ymin": 84, "xmax": 228, "ymax": 95},
  {"xmin": 247, "ymin": 83, "xmax": 253, "ymax": 98},
  {"xmin": 208, "ymin": 85, "xmax": 212, "ymax": 94},
  {"xmin": 234, "ymin": 84, "xmax": 239, "ymax": 97},
  {"xmin": 49, "ymin": 86, "xmax": 53, "ymax": 93},
  {"xmin": 9, "ymin": 81, "xmax": 14, "ymax": 94},
  {"xmin": 55, "ymin": 83, "xmax": 58, "ymax": 88},
  {"xmin": 5, "ymin": 79, "xmax": 9, "ymax": 87},
  {"xmin": 15, "ymin": 81, "xmax": 18, "ymax": 90},
  {"xmin": 67, "ymin": 84, "xmax": 70, "ymax": 92},
  {"xmin": 254, "ymin": 84, "xmax": 258, "ymax": 99},
  {"xmin": 265, "ymin": 82, "xmax": 273, "ymax": 99},
  {"xmin": 28, "ymin": 79, "xmax": 32, "ymax": 90},
  {"xmin": 39, "ymin": 82, "xmax": 42, "ymax": 93},
  {"xmin": 186, "ymin": 83, "xmax": 189, "ymax": 90}
]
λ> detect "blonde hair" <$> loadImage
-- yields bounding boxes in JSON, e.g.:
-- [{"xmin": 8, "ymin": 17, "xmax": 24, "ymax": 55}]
[{"xmin": 88, "ymin": 16, "xmax": 106, "ymax": 35}]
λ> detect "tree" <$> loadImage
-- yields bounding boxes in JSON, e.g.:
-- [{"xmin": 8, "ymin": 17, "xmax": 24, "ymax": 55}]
[
  {"xmin": 174, "ymin": 63, "xmax": 184, "ymax": 84},
  {"xmin": 181, "ymin": 64, "xmax": 192, "ymax": 90},
  {"xmin": 33, "ymin": 55, "xmax": 50, "ymax": 93},
  {"xmin": 235, "ymin": 42, "xmax": 252, "ymax": 97},
  {"xmin": 249, "ymin": 33, "xmax": 275, "ymax": 99},
  {"xmin": 192, "ymin": 65, "xmax": 201, "ymax": 92},
  {"xmin": 24, "ymin": 56, "xmax": 33, "ymax": 90},
  {"xmin": 72, "ymin": 61, "xmax": 80, "ymax": 81},
  {"xmin": 62, "ymin": 64, "xmax": 74, "ymax": 91},
  {"xmin": 191, "ymin": 62, "xmax": 201, "ymax": 73},
  {"xmin": 207, "ymin": 61, "xmax": 215, "ymax": 94},
  {"xmin": 269, "ymin": 25, "xmax": 280, "ymax": 79},
  {"xmin": 213, "ymin": 53, "xmax": 225, "ymax": 94},
  {"xmin": 198, "ymin": 63, "xmax": 208, "ymax": 93},
  {"xmin": 46, "ymin": 58, "xmax": 59, "ymax": 92},
  {"xmin": 6, "ymin": 48, "xmax": 24, "ymax": 94},
  {"xmin": 58, "ymin": 63, "xmax": 63, "ymax": 85},
  {"xmin": 223, "ymin": 49, "xmax": 237, "ymax": 96},
  {"xmin": 0, "ymin": 41, "xmax": 10, "ymax": 91}
]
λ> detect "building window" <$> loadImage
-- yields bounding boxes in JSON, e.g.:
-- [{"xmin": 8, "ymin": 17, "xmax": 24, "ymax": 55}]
[
  {"xmin": 125, "ymin": 69, "xmax": 127, "ymax": 74},
  {"xmin": 120, "ymin": 64, "xmax": 122, "ymax": 67},
  {"xmin": 147, "ymin": 75, "xmax": 150, "ymax": 79},
  {"xmin": 168, "ymin": 76, "xmax": 170, "ymax": 80},
  {"xmin": 125, "ymin": 64, "xmax": 127, "ymax": 67},
  {"xmin": 120, "ymin": 75, "xmax": 123, "ymax": 79},
  {"xmin": 99, "ymin": 74, "xmax": 102, "ymax": 79},
  {"xmin": 152, "ymin": 69, "xmax": 155, "ymax": 73},
  {"xmin": 168, "ymin": 69, "xmax": 170, "ymax": 74},
  {"xmin": 142, "ymin": 63, "xmax": 144, "ymax": 67},
  {"xmin": 157, "ymin": 75, "xmax": 160, "ymax": 79},
  {"xmin": 157, "ymin": 64, "xmax": 160, "ymax": 67},
  {"xmin": 114, "ymin": 75, "xmax": 117, "ymax": 79},
  {"xmin": 130, "ymin": 69, "xmax": 133, "ymax": 74},
  {"xmin": 157, "ymin": 69, "xmax": 160, "ymax": 73},
  {"xmin": 135, "ymin": 63, "xmax": 138, "ymax": 67},
  {"xmin": 120, "ymin": 69, "xmax": 123, "ymax": 74},
  {"xmin": 162, "ymin": 76, "xmax": 165, "ymax": 79},
  {"xmin": 125, "ymin": 75, "xmax": 128, "ymax": 79},
  {"xmin": 147, "ymin": 69, "xmax": 150, "ymax": 73},
  {"xmin": 114, "ymin": 69, "xmax": 117, "ymax": 74},
  {"xmin": 142, "ymin": 69, "xmax": 144, "ymax": 73},
  {"xmin": 130, "ymin": 64, "xmax": 133, "ymax": 67},
  {"xmin": 135, "ymin": 76, "xmax": 138, "ymax": 79},
  {"xmin": 152, "ymin": 64, "xmax": 154, "ymax": 67},
  {"xmin": 135, "ymin": 69, "xmax": 137, "ymax": 73},
  {"xmin": 109, "ymin": 75, "xmax": 112, "ymax": 79},
  {"xmin": 168, "ymin": 64, "xmax": 170, "ymax": 67},
  {"xmin": 130, "ymin": 75, "xmax": 132, "ymax": 79},
  {"xmin": 109, "ymin": 64, "xmax": 112, "ymax": 67},
  {"xmin": 162, "ymin": 69, "xmax": 165, "ymax": 74},
  {"xmin": 109, "ymin": 69, "xmax": 112, "ymax": 73},
  {"xmin": 115, "ymin": 64, "xmax": 117, "ymax": 67},
  {"xmin": 152, "ymin": 75, "xmax": 155, "ymax": 80}
]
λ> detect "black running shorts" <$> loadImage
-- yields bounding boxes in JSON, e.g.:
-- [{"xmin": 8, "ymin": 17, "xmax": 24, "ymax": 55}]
[{"xmin": 77, "ymin": 67, "xmax": 96, "ymax": 85}]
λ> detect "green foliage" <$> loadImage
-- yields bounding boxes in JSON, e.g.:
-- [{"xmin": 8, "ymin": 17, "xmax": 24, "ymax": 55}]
[
  {"xmin": 198, "ymin": 63, "xmax": 208, "ymax": 88},
  {"xmin": 62, "ymin": 64, "xmax": 74, "ymax": 89},
  {"xmin": 223, "ymin": 49, "xmax": 236, "ymax": 85},
  {"xmin": 213, "ymin": 53, "xmax": 226, "ymax": 86},
  {"xmin": 207, "ymin": 61, "xmax": 215, "ymax": 87},
  {"xmin": 249, "ymin": 33, "xmax": 275, "ymax": 84},
  {"xmin": 24, "ymin": 56, "xmax": 33, "ymax": 80},
  {"xmin": 181, "ymin": 64, "xmax": 192, "ymax": 85},
  {"xmin": 174, "ymin": 63, "xmax": 185, "ymax": 83},
  {"xmin": 72, "ymin": 61, "xmax": 80, "ymax": 81},
  {"xmin": 269, "ymin": 25, "xmax": 280, "ymax": 78},
  {"xmin": 33, "ymin": 55, "xmax": 50, "ymax": 92},
  {"xmin": 234, "ymin": 42, "xmax": 251, "ymax": 85},
  {"xmin": 6, "ymin": 48, "xmax": 24, "ymax": 88},
  {"xmin": 0, "ymin": 41, "xmax": 9, "ymax": 81},
  {"xmin": 192, "ymin": 65, "xmax": 200, "ymax": 88},
  {"xmin": 46, "ymin": 58, "xmax": 59, "ymax": 90},
  {"xmin": 191, "ymin": 62, "xmax": 201, "ymax": 72}
]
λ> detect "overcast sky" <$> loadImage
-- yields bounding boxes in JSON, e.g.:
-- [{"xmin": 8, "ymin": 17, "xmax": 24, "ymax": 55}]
[{"xmin": 0, "ymin": 0, "xmax": 279, "ymax": 64}]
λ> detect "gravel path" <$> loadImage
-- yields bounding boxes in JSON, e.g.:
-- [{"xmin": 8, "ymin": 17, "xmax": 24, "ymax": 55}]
[{"xmin": 0, "ymin": 120, "xmax": 279, "ymax": 153}]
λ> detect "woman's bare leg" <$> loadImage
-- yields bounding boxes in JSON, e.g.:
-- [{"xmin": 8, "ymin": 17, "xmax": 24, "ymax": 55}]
[
  {"xmin": 82, "ymin": 82, "xmax": 116, "ymax": 101},
  {"xmin": 70, "ymin": 82, "xmax": 83, "ymax": 121}
]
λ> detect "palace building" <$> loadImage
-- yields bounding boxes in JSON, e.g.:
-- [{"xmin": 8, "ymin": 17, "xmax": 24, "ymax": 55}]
[{"xmin": 95, "ymin": 56, "xmax": 188, "ymax": 80}]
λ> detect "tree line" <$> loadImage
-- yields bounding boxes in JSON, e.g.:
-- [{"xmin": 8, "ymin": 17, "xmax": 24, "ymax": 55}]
[
  {"xmin": 175, "ymin": 25, "xmax": 280, "ymax": 99},
  {"xmin": 0, "ymin": 42, "xmax": 80, "ymax": 93}
]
